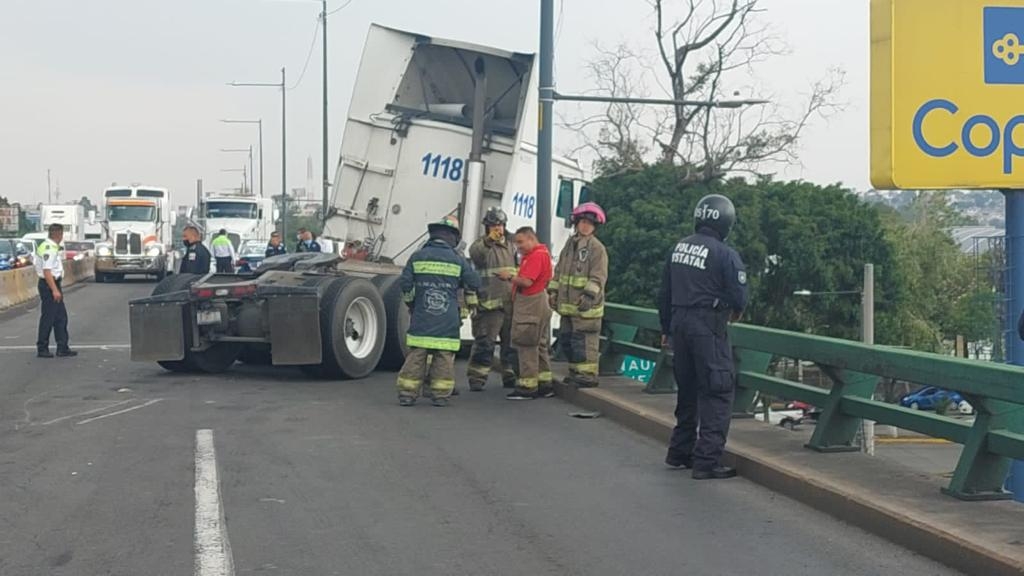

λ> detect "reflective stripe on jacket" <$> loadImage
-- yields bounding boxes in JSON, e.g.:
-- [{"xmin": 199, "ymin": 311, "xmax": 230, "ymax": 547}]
[
  {"xmin": 400, "ymin": 238, "xmax": 481, "ymax": 351},
  {"xmin": 549, "ymin": 234, "xmax": 608, "ymax": 319},
  {"xmin": 468, "ymin": 233, "xmax": 517, "ymax": 311}
]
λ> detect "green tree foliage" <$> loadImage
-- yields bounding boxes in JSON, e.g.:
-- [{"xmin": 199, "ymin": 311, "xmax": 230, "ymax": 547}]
[{"xmin": 593, "ymin": 165, "xmax": 996, "ymax": 350}]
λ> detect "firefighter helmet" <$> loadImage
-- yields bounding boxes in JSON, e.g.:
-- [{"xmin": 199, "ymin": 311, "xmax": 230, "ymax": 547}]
[
  {"xmin": 571, "ymin": 202, "xmax": 607, "ymax": 225},
  {"xmin": 482, "ymin": 207, "xmax": 508, "ymax": 227}
]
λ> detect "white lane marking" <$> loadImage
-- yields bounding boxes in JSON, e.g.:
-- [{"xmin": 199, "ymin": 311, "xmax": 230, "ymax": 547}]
[
  {"xmin": 39, "ymin": 399, "xmax": 136, "ymax": 426},
  {"xmin": 194, "ymin": 429, "xmax": 235, "ymax": 576},
  {"xmin": 0, "ymin": 344, "xmax": 130, "ymax": 351},
  {"xmin": 76, "ymin": 398, "xmax": 164, "ymax": 425}
]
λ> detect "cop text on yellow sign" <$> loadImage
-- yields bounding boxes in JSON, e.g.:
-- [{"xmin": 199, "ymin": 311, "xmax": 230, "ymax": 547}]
[{"xmin": 871, "ymin": 0, "xmax": 1024, "ymax": 189}]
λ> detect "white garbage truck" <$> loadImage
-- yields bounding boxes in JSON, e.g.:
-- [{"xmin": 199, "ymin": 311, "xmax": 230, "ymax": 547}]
[{"xmin": 128, "ymin": 24, "xmax": 591, "ymax": 376}]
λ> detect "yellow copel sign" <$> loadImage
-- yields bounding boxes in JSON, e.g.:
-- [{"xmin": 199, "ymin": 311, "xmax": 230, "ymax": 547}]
[{"xmin": 871, "ymin": 0, "xmax": 1024, "ymax": 189}]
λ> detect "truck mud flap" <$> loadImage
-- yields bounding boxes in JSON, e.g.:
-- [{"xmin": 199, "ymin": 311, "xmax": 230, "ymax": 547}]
[
  {"xmin": 130, "ymin": 301, "xmax": 186, "ymax": 361},
  {"xmin": 269, "ymin": 295, "xmax": 322, "ymax": 365}
]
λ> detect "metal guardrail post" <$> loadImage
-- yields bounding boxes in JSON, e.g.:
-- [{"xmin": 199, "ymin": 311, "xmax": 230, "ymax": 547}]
[
  {"xmin": 643, "ymin": 348, "xmax": 676, "ymax": 394},
  {"xmin": 943, "ymin": 397, "xmax": 1024, "ymax": 500},
  {"xmin": 805, "ymin": 368, "xmax": 879, "ymax": 452},
  {"xmin": 598, "ymin": 322, "xmax": 634, "ymax": 377},
  {"xmin": 732, "ymin": 349, "xmax": 772, "ymax": 415}
]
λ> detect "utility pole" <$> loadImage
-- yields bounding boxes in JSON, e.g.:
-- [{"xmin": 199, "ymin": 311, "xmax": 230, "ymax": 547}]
[
  {"xmin": 321, "ymin": 0, "xmax": 330, "ymax": 223},
  {"xmin": 47, "ymin": 169, "xmax": 52, "ymax": 204},
  {"xmin": 537, "ymin": 0, "xmax": 555, "ymax": 247},
  {"xmin": 861, "ymin": 263, "xmax": 876, "ymax": 456}
]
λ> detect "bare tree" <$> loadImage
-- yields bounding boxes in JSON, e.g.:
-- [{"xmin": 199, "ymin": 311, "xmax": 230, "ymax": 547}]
[{"xmin": 563, "ymin": 0, "xmax": 845, "ymax": 182}]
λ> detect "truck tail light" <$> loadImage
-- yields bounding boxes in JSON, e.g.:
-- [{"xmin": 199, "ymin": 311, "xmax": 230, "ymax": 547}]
[{"xmin": 191, "ymin": 284, "xmax": 257, "ymax": 299}]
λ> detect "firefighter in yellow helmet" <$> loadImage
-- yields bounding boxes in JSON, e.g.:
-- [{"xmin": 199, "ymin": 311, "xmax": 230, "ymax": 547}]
[{"xmin": 548, "ymin": 202, "xmax": 608, "ymax": 387}]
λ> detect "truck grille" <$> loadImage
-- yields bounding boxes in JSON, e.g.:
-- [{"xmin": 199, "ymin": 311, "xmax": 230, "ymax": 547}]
[{"xmin": 115, "ymin": 232, "xmax": 143, "ymax": 255}]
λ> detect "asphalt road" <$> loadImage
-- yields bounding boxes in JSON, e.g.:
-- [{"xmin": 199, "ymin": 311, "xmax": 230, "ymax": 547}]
[{"xmin": 0, "ymin": 281, "xmax": 961, "ymax": 576}]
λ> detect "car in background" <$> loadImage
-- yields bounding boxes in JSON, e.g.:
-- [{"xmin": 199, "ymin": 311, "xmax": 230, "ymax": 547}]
[
  {"xmin": 63, "ymin": 240, "xmax": 96, "ymax": 260},
  {"xmin": 0, "ymin": 238, "xmax": 32, "ymax": 270},
  {"xmin": 20, "ymin": 232, "xmax": 48, "ymax": 257},
  {"xmin": 236, "ymin": 239, "xmax": 270, "ymax": 273},
  {"xmin": 899, "ymin": 386, "xmax": 972, "ymax": 413}
]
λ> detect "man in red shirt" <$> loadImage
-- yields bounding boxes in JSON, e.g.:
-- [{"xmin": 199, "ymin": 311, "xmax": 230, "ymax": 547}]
[{"xmin": 498, "ymin": 226, "xmax": 554, "ymax": 400}]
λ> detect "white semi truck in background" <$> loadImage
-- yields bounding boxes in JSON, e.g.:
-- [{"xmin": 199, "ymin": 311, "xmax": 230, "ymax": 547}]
[
  {"xmin": 40, "ymin": 204, "xmax": 87, "ymax": 242},
  {"xmin": 95, "ymin": 185, "xmax": 178, "ymax": 282},
  {"xmin": 129, "ymin": 24, "xmax": 590, "ymax": 377},
  {"xmin": 198, "ymin": 192, "xmax": 277, "ymax": 250}
]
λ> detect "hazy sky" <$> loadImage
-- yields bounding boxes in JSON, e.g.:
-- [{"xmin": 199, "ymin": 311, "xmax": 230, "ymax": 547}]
[{"xmin": 0, "ymin": 0, "xmax": 868, "ymax": 207}]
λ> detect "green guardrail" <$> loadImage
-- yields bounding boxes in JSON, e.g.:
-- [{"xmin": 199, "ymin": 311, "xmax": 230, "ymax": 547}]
[{"xmin": 598, "ymin": 302, "xmax": 1024, "ymax": 501}]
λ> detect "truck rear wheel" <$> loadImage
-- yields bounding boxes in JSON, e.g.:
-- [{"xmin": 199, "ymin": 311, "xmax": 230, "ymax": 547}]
[
  {"xmin": 151, "ymin": 274, "xmax": 200, "ymax": 373},
  {"xmin": 191, "ymin": 343, "xmax": 242, "ymax": 373},
  {"xmin": 372, "ymin": 275, "xmax": 410, "ymax": 371},
  {"xmin": 306, "ymin": 276, "xmax": 386, "ymax": 379}
]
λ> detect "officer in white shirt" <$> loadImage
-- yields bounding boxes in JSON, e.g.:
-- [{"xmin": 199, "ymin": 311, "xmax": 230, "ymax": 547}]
[{"xmin": 35, "ymin": 224, "xmax": 77, "ymax": 358}]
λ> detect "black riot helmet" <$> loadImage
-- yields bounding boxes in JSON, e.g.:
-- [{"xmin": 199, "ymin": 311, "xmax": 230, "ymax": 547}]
[
  {"xmin": 693, "ymin": 194, "xmax": 736, "ymax": 239},
  {"xmin": 482, "ymin": 207, "xmax": 508, "ymax": 227}
]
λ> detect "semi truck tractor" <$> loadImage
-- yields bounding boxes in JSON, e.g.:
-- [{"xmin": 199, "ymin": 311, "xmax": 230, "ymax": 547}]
[
  {"xmin": 95, "ymin": 185, "xmax": 178, "ymax": 282},
  {"xmin": 198, "ymin": 192, "xmax": 277, "ymax": 250},
  {"xmin": 128, "ymin": 24, "xmax": 590, "ymax": 377}
]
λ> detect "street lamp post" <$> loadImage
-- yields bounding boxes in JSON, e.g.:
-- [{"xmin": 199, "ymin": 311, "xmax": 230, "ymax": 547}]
[
  {"xmin": 221, "ymin": 119, "xmax": 263, "ymax": 197},
  {"xmin": 794, "ymin": 263, "xmax": 876, "ymax": 454},
  {"xmin": 221, "ymin": 148, "xmax": 254, "ymax": 195},
  {"xmin": 221, "ymin": 167, "xmax": 248, "ymax": 195},
  {"xmin": 230, "ymin": 68, "xmax": 287, "ymax": 239}
]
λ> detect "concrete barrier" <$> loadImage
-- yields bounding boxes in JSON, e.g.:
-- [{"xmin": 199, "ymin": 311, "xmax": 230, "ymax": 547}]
[{"xmin": 0, "ymin": 257, "xmax": 95, "ymax": 311}]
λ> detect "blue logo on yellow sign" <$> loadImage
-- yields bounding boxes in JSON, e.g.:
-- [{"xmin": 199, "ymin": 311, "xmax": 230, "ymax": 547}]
[{"xmin": 985, "ymin": 7, "xmax": 1024, "ymax": 84}]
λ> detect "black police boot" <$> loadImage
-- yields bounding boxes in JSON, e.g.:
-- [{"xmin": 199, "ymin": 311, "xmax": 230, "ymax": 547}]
[
  {"xmin": 56, "ymin": 349, "xmax": 78, "ymax": 358},
  {"xmin": 37, "ymin": 349, "xmax": 54, "ymax": 359},
  {"xmin": 692, "ymin": 466, "xmax": 737, "ymax": 480},
  {"xmin": 398, "ymin": 397, "xmax": 416, "ymax": 407},
  {"xmin": 665, "ymin": 453, "xmax": 693, "ymax": 469}
]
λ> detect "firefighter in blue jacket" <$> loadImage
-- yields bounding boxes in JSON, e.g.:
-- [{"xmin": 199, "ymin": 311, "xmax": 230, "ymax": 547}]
[{"xmin": 397, "ymin": 216, "xmax": 481, "ymax": 407}]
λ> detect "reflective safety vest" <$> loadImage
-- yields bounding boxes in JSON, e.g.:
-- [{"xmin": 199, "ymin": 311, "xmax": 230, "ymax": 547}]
[
  {"xmin": 400, "ymin": 238, "xmax": 481, "ymax": 351},
  {"xmin": 468, "ymin": 233, "xmax": 517, "ymax": 311},
  {"xmin": 211, "ymin": 235, "xmax": 234, "ymax": 258},
  {"xmin": 34, "ymin": 238, "xmax": 64, "ymax": 279},
  {"xmin": 549, "ymin": 234, "xmax": 608, "ymax": 319}
]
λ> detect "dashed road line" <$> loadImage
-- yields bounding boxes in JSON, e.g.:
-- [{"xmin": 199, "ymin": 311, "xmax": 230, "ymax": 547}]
[{"xmin": 194, "ymin": 429, "xmax": 235, "ymax": 576}]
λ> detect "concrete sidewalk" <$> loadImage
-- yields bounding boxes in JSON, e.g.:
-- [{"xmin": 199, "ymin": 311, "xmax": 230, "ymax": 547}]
[{"xmin": 553, "ymin": 375, "xmax": 1024, "ymax": 576}]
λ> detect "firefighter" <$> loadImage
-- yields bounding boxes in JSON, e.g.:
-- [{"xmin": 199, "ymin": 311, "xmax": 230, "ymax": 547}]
[
  {"xmin": 397, "ymin": 216, "xmax": 480, "ymax": 407},
  {"xmin": 549, "ymin": 202, "xmax": 609, "ymax": 388},
  {"xmin": 466, "ymin": 207, "xmax": 518, "ymax": 391},
  {"xmin": 500, "ymin": 226, "xmax": 554, "ymax": 400},
  {"xmin": 658, "ymin": 194, "xmax": 748, "ymax": 480}
]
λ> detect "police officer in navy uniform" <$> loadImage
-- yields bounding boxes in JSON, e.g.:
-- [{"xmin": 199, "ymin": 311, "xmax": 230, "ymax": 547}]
[
  {"xmin": 265, "ymin": 231, "xmax": 287, "ymax": 257},
  {"xmin": 658, "ymin": 194, "xmax": 748, "ymax": 480},
  {"xmin": 179, "ymin": 225, "xmax": 211, "ymax": 275}
]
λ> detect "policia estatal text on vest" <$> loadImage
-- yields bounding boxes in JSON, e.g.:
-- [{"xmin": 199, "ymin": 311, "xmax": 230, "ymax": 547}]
[{"xmin": 35, "ymin": 224, "xmax": 78, "ymax": 358}]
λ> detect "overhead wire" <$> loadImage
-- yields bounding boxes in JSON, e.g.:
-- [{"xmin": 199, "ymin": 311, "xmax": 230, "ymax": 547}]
[
  {"xmin": 288, "ymin": 0, "xmax": 356, "ymax": 90},
  {"xmin": 327, "ymin": 0, "xmax": 354, "ymax": 16}
]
